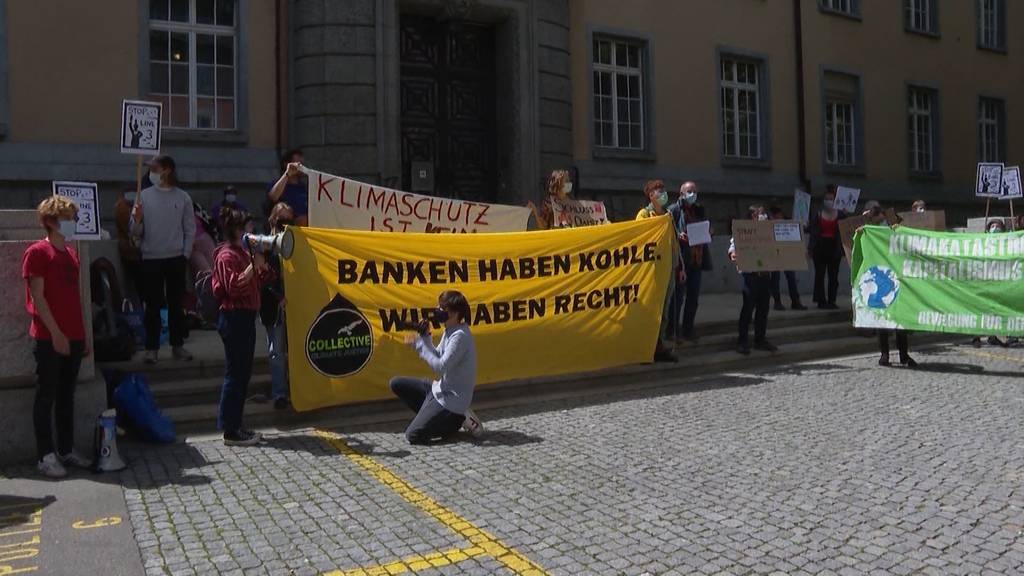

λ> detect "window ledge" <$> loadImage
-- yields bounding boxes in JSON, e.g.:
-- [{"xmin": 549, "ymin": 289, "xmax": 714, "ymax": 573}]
[
  {"xmin": 909, "ymin": 170, "xmax": 943, "ymax": 182},
  {"xmin": 977, "ymin": 43, "xmax": 1008, "ymax": 55},
  {"xmin": 592, "ymin": 147, "xmax": 656, "ymax": 162},
  {"xmin": 817, "ymin": 7, "xmax": 862, "ymax": 22},
  {"xmin": 825, "ymin": 164, "xmax": 866, "ymax": 177},
  {"xmin": 905, "ymin": 27, "xmax": 940, "ymax": 40},
  {"xmin": 163, "ymin": 129, "xmax": 249, "ymax": 145},
  {"xmin": 721, "ymin": 156, "xmax": 772, "ymax": 170}
]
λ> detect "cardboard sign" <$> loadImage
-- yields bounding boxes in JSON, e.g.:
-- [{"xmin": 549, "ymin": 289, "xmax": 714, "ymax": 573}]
[
  {"xmin": 120, "ymin": 100, "xmax": 162, "ymax": 155},
  {"xmin": 793, "ymin": 189, "xmax": 811, "ymax": 224},
  {"xmin": 838, "ymin": 215, "xmax": 866, "ymax": 262},
  {"xmin": 976, "ymin": 163, "xmax": 1004, "ymax": 198},
  {"xmin": 53, "ymin": 181, "xmax": 101, "ymax": 240},
  {"xmin": 550, "ymin": 197, "xmax": 609, "ymax": 228},
  {"xmin": 732, "ymin": 219, "xmax": 808, "ymax": 273},
  {"xmin": 685, "ymin": 220, "xmax": 711, "ymax": 246},
  {"xmin": 897, "ymin": 210, "xmax": 946, "ymax": 232},
  {"xmin": 966, "ymin": 217, "xmax": 1014, "ymax": 232},
  {"xmin": 834, "ymin": 186, "xmax": 860, "ymax": 213},
  {"xmin": 1001, "ymin": 166, "xmax": 1022, "ymax": 200}
]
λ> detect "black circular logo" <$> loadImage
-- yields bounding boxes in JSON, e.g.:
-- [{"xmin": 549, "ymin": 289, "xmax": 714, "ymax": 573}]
[{"xmin": 305, "ymin": 295, "xmax": 373, "ymax": 378}]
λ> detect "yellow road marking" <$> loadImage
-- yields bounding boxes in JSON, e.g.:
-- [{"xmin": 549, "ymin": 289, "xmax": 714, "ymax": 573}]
[
  {"xmin": 328, "ymin": 545, "xmax": 486, "ymax": 576},
  {"xmin": 963, "ymin": 349, "xmax": 1024, "ymax": 364},
  {"xmin": 72, "ymin": 517, "xmax": 121, "ymax": 530},
  {"xmin": 315, "ymin": 430, "xmax": 548, "ymax": 576},
  {"xmin": 0, "ymin": 536, "xmax": 39, "ymax": 550}
]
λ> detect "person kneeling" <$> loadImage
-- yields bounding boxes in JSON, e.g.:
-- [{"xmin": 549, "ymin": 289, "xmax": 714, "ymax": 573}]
[{"xmin": 390, "ymin": 290, "xmax": 483, "ymax": 445}]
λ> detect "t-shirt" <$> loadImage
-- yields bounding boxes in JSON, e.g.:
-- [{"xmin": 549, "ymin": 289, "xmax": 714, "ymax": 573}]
[
  {"xmin": 271, "ymin": 181, "xmax": 308, "ymax": 217},
  {"xmin": 820, "ymin": 215, "xmax": 839, "ymax": 239},
  {"xmin": 21, "ymin": 240, "xmax": 85, "ymax": 341}
]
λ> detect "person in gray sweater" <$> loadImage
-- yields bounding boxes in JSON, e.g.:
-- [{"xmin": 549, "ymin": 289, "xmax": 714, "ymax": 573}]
[
  {"xmin": 130, "ymin": 155, "xmax": 196, "ymax": 364},
  {"xmin": 390, "ymin": 290, "xmax": 483, "ymax": 444}
]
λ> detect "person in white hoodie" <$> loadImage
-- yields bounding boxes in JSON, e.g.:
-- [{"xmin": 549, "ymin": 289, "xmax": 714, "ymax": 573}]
[{"xmin": 130, "ymin": 155, "xmax": 196, "ymax": 364}]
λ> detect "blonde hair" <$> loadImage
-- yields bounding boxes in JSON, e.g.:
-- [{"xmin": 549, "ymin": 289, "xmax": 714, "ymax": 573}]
[
  {"xmin": 546, "ymin": 169, "xmax": 570, "ymax": 197},
  {"xmin": 269, "ymin": 201, "xmax": 294, "ymax": 231},
  {"xmin": 37, "ymin": 196, "xmax": 78, "ymax": 229}
]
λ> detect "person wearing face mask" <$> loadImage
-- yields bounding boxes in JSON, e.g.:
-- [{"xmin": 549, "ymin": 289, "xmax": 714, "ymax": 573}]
[
  {"xmin": 636, "ymin": 180, "xmax": 682, "ymax": 362},
  {"xmin": 114, "ymin": 186, "xmax": 144, "ymax": 298},
  {"xmin": 528, "ymin": 169, "xmax": 573, "ymax": 230},
  {"xmin": 260, "ymin": 202, "xmax": 293, "ymax": 410},
  {"xmin": 673, "ymin": 181, "xmax": 713, "ymax": 342},
  {"xmin": 268, "ymin": 149, "xmax": 309, "ymax": 226},
  {"xmin": 390, "ymin": 290, "xmax": 483, "ymax": 445},
  {"xmin": 807, "ymin": 185, "xmax": 845, "ymax": 309},
  {"xmin": 130, "ymin": 155, "xmax": 197, "ymax": 364},
  {"xmin": 911, "ymin": 200, "xmax": 927, "ymax": 214},
  {"xmin": 728, "ymin": 205, "xmax": 778, "ymax": 355},
  {"xmin": 22, "ymin": 196, "xmax": 92, "ymax": 477}
]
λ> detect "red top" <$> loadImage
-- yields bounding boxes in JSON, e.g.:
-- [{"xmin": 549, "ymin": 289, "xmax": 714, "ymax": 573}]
[
  {"xmin": 820, "ymin": 215, "xmax": 839, "ymax": 239},
  {"xmin": 22, "ymin": 240, "xmax": 85, "ymax": 341},
  {"xmin": 212, "ymin": 243, "xmax": 268, "ymax": 311}
]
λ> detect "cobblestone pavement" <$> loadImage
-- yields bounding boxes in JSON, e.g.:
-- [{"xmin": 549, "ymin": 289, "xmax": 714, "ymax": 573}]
[{"xmin": 116, "ymin": 345, "xmax": 1024, "ymax": 575}]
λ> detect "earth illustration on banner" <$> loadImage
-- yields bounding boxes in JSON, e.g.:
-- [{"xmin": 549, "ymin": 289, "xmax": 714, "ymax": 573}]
[{"xmin": 854, "ymin": 266, "xmax": 901, "ymax": 329}]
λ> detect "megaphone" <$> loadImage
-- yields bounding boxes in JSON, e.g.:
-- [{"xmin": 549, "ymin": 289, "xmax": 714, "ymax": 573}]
[
  {"xmin": 92, "ymin": 409, "xmax": 127, "ymax": 472},
  {"xmin": 243, "ymin": 228, "xmax": 295, "ymax": 259}
]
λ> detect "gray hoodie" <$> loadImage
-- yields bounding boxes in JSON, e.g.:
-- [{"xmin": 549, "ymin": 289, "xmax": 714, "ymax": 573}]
[{"xmin": 129, "ymin": 185, "xmax": 196, "ymax": 260}]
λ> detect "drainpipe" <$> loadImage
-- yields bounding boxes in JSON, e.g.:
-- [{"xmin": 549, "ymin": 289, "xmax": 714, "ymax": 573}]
[
  {"xmin": 274, "ymin": 0, "xmax": 282, "ymax": 156},
  {"xmin": 793, "ymin": 0, "xmax": 809, "ymax": 193}
]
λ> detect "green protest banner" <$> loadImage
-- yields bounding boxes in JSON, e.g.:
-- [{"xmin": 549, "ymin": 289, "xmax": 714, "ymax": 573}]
[{"xmin": 851, "ymin": 225, "xmax": 1024, "ymax": 336}]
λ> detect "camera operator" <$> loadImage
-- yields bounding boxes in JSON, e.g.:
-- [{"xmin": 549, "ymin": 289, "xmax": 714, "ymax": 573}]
[{"xmin": 389, "ymin": 290, "xmax": 483, "ymax": 445}]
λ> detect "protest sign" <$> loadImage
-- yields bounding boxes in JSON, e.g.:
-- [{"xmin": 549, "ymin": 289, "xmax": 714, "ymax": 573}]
[
  {"xmin": 851, "ymin": 226, "xmax": 1024, "ymax": 336},
  {"xmin": 966, "ymin": 217, "xmax": 1013, "ymax": 232},
  {"xmin": 793, "ymin": 189, "xmax": 811, "ymax": 224},
  {"xmin": 53, "ymin": 181, "xmax": 101, "ymax": 240},
  {"xmin": 897, "ymin": 210, "xmax": 946, "ymax": 232},
  {"xmin": 1001, "ymin": 166, "xmax": 1022, "ymax": 200},
  {"xmin": 120, "ymin": 100, "xmax": 162, "ymax": 155},
  {"xmin": 549, "ymin": 197, "xmax": 609, "ymax": 228},
  {"xmin": 306, "ymin": 168, "xmax": 531, "ymax": 233},
  {"xmin": 686, "ymin": 220, "xmax": 712, "ymax": 246},
  {"xmin": 732, "ymin": 220, "xmax": 807, "ymax": 273},
  {"xmin": 282, "ymin": 218, "xmax": 675, "ymax": 411},
  {"xmin": 834, "ymin": 186, "xmax": 860, "ymax": 213},
  {"xmin": 976, "ymin": 163, "xmax": 1004, "ymax": 198}
]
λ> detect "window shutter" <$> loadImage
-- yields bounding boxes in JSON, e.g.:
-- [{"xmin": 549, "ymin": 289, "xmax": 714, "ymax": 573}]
[
  {"xmin": 998, "ymin": 0, "xmax": 1006, "ymax": 49},
  {"xmin": 930, "ymin": 0, "xmax": 939, "ymax": 34}
]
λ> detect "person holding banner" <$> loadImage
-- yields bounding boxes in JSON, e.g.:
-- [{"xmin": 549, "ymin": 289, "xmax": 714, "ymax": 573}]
[
  {"xmin": 673, "ymin": 181, "xmax": 713, "ymax": 342},
  {"xmin": 130, "ymin": 155, "xmax": 196, "ymax": 364},
  {"xmin": 636, "ymin": 180, "xmax": 681, "ymax": 363},
  {"xmin": 390, "ymin": 290, "xmax": 483, "ymax": 445},
  {"xmin": 528, "ymin": 169, "xmax": 571, "ymax": 230},
  {"xmin": 267, "ymin": 149, "xmax": 308, "ymax": 226},
  {"xmin": 807, "ymin": 186, "xmax": 845, "ymax": 309},
  {"xmin": 729, "ymin": 206, "xmax": 777, "ymax": 355}
]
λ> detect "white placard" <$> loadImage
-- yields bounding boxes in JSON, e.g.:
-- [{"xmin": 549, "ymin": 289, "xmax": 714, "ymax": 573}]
[
  {"xmin": 976, "ymin": 162, "xmax": 1004, "ymax": 198},
  {"xmin": 773, "ymin": 222, "xmax": 802, "ymax": 242},
  {"xmin": 685, "ymin": 220, "xmax": 712, "ymax": 246},
  {"xmin": 1000, "ymin": 166, "xmax": 1022, "ymax": 200},
  {"xmin": 53, "ymin": 181, "xmax": 101, "ymax": 240},
  {"xmin": 793, "ymin": 189, "xmax": 811, "ymax": 224},
  {"xmin": 834, "ymin": 186, "xmax": 860, "ymax": 213},
  {"xmin": 120, "ymin": 99, "xmax": 162, "ymax": 155}
]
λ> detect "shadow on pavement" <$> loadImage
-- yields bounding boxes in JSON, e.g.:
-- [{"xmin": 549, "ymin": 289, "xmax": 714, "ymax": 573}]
[
  {"xmin": 0, "ymin": 494, "xmax": 57, "ymax": 523},
  {"xmin": 904, "ymin": 362, "xmax": 1024, "ymax": 378},
  {"xmin": 756, "ymin": 362, "xmax": 863, "ymax": 377}
]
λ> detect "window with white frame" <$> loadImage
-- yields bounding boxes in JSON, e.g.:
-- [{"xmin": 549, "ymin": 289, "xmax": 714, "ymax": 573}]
[
  {"xmin": 720, "ymin": 58, "xmax": 762, "ymax": 160},
  {"xmin": 592, "ymin": 37, "xmax": 645, "ymax": 150},
  {"xmin": 820, "ymin": 0, "xmax": 859, "ymax": 17},
  {"xmin": 979, "ymin": 0, "xmax": 1005, "ymax": 50},
  {"xmin": 825, "ymin": 102, "xmax": 855, "ymax": 166},
  {"xmin": 905, "ymin": 0, "xmax": 936, "ymax": 34},
  {"xmin": 979, "ymin": 98, "xmax": 1004, "ymax": 162},
  {"xmin": 908, "ymin": 88, "xmax": 936, "ymax": 173},
  {"xmin": 149, "ymin": 0, "xmax": 237, "ymax": 130}
]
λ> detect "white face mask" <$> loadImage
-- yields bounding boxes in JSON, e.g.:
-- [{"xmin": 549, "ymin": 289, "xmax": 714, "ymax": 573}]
[
  {"xmin": 654, "ymin": 190, "xmax": 669, "ymax": 208},
  {"xmin": 563, "ymin": 182, "xmax": 573, "ymax": 195},
  {"xmin": 225, "ymin": 194, "xmax": 237, "ymax": 203},
  {"xmin": 989, "ymin": 225, "xmax": 1001, "ymax": 234},
  {"xmin": 757, "ymin": 213, "xmax": 769, "ymax": 221},
  {"xmin": 149, "ymin": 171, "xmax": 162, "ymax": 187},
  {"xmin": 915, "ymin": 207, "xmax": 925, "ymax": 213},
  {"xmin": 58, "ymin": 219, "xmax": 77, "ymax": 239},
  {"xmin": 683, "ymin": 192, "xmax": 697, "ymax": 205},
  {"xmin": 124, "ymin": 192, "xmax": 137, "ymax": 203},
  {"xmin": 823, "ymin": 200, "xmax": 835, "ymax": 210}
]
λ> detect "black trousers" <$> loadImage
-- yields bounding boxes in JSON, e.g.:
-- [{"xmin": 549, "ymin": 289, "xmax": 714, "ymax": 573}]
[
  {"xmin": 879, "ymin": 331, "xmax": 909, "ymax": 358},
  {"xmin": 142, "ymin": 256, "xmax": 187, "ymax": 350},
  {"xmin": 771, "ymin": 271, "xmax": 801, "ymax": 305},
  {"xmin": 390, "ymin": 377, "xmax": 464, "ymax": 445},
  {"xmin": 33, "ymin": 340, "xmax": 84, "ymax": 460},
  {"xmin": 739, "ymin": 273, "xmax": 772, "ymax": 346},
  {"xmin": 813, "ymin": 239, "xmax": 841, "ymax": 305}
]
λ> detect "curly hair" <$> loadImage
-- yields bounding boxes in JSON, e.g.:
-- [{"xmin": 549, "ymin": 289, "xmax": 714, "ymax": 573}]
[
  {"xmin": 546, "ymin": 169, "xmax": 570, "ymax": 197},
  {"xmin": 643, "ymin": 180, "xmax": 665, "ymax": 197},
  {"xmin": 37, "ymin": 195, "xmax": 78, "ymax": 229},
  {"xmin": 220, "ymin": 206, "xmax": 252, "ymax": 241}
]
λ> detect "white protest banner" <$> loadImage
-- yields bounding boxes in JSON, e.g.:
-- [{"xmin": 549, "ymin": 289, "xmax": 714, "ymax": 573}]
[
  {"xmin": 834, "ymin": 186, "xmax": 860, "ymax": 213},
  {"xmin": 549, "ymin": 197, "xmax": 609, "ymax": 228},
  {"xmin": 976, "ymin": 163, "xmax": 1004, "ymax": 198},
  {"xmin": 53, "ymin": 181, "xmax": 101, "ymax": 240},
  {"xmin": 1000, "ymin": 166, "xmax": 1022, "ymax": 200},
  {"xmin": 773, "ymin": 222, "xmax": 802, "ymax": 242},
  {"xmin": 306, "ymin": 168, "xmax": 531, "ymax": 233},
  {"xmin": 685, "ymin": 220, "xmax": 712, "ymax": 246},
  {"xmin": 793, "ymin": 189, "xmax": 811, "ymax": 224},
  {"xmin": 120, "ymin": 100, "xmax": 162, "ymax": 155}
]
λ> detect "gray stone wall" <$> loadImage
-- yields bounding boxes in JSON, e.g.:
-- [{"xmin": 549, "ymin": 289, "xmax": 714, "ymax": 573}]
[{"xmin": 535, "ymin": 0, "xmax": 572, "ymax": 191}]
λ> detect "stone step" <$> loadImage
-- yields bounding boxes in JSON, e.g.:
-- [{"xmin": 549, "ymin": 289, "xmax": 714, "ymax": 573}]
[
  {"xmin": 674, "ymin": 321, "xmax": 863, "ymax": 352},
  {"xmin": 149, "ymin": 374, "xmax": 274, "ymax": 408}
]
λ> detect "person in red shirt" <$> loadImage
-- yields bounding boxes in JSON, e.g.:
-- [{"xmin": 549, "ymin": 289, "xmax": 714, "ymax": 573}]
[
  {"xmin": 22, "ymin": 196, "xmax": 91, "ymax": 478},
  {"xmin": 212, "ymin": 207, "xmax": 269, "ymax": 446},
  {"xmin": 807, "ymin": 185, "xmax": 846, "ymax": 309}
]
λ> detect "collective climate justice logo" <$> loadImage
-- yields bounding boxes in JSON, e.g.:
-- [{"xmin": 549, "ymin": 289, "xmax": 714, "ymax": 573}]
[
  {"xmin": 854, "ymin": 265, "xmax": 900, "ymax": 329},
  {"xmin": 305, "ymin": 294, "xmax": 373, "ymax": 378}
]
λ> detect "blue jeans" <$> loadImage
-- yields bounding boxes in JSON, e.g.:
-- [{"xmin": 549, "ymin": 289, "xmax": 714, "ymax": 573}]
[
  {"xmin": 218, "ymin": 309, "xmax": 257, "ymax": 432},
  {"xmin": 266, "ymin": 321, "xmax": 288, "ymax": 400}
]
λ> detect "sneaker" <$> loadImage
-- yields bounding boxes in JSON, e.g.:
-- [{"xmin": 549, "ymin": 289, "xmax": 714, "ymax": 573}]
[
  {"xmin": 736, "ymin": 344, "xmax": 751, "ymax": 355},
  {"xmin": 58, "ymin": 451, "xmax": 91, "ymax": 469},
  {"xmin": 791, "ymin": 302, "xmax": 808, "ymax": 311},
  {"xmin": 878, "ymin": 355, "xmax": 891, "ymax": 367},
  {"xmin": 971, "ymin": 337, "xmax": 983, "ymax": 348},
  {"xmin": 143, "ymin": 350, "xmax": 158, "ymax": 364},
  {"xmin": 653, "ymin": 348, "xmax": 678, "ymax": 363},
  {"xmin": 462, "ymin": 409, "xmax": 484, "ymax": 438},
  {"xmin": 172, "ymin": 346, "xmax": 194, "ymax": 361},
  {"xmin": 753, "ymin": 341, "xmax": 778, "ymax": 352},
  {"xmin": 987, "ymin": 336, "xmax": 1006, "ymax": 347},
  {"xmin": 900, "ymin": 355, "xmax": 918, "ymax": 368},
  {"xmin": 773, "ymin": 302, "xmax": 786, "ymax": 311},
  {"xmin": 273, "ymin": 397, "xmax": 290, "ymax": 411},
  {"xmin": 223, "ymin": 430, "xmax": 260, "ymax": 446},
  {"xmin": 37, "ymin": 453, "xmax": 67, "ymax": 478}
]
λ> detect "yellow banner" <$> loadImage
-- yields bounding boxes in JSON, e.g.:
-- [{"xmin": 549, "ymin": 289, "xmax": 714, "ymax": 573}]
[{"xmin": 282, "ymin": 218, "xmax": 675, "ymax": 412}]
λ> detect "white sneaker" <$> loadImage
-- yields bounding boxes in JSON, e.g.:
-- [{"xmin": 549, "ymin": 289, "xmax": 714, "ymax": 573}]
[
  {"xmin": 38, "ymin": 453, "xmax": 67, "ymax": 478},
  {"xmin": 58, "ymin": 451, "xmax": 92, "ymax": 469},
  {"xmin": 143, "ymin": 350, "xmax": 158, "ymax": 364},
  {"xmin": 172, "ymin": 346, "xmax": 193, "ymax": 361},
  {"xmin": 462, "ymin": 409, "xmax": 484, "ymax": 438}
]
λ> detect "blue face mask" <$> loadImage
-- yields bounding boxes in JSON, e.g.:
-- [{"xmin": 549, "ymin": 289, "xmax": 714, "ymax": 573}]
[{"xmin": 58, "ymin": 219, "xmax": 77, "ymax": 239}]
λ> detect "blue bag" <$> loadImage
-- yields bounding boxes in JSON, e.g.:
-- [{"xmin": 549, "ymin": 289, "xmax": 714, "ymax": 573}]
[
  {"xmin": 113, "ymin": 373, "xmax": 175, "ymax": 443},
  {"xmin": 120, "ymin": 300, "xmax": 145, "ymax": 349}
]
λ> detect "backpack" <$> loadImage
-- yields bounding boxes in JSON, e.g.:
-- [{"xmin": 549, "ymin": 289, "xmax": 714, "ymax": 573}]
[
  {"xmin": 90, "ymin": 259, "xmax": 137, "ymax": 362},
  {"xmin": 194, "ymin": 269, "xmax": 220, "ymax": 326}
]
